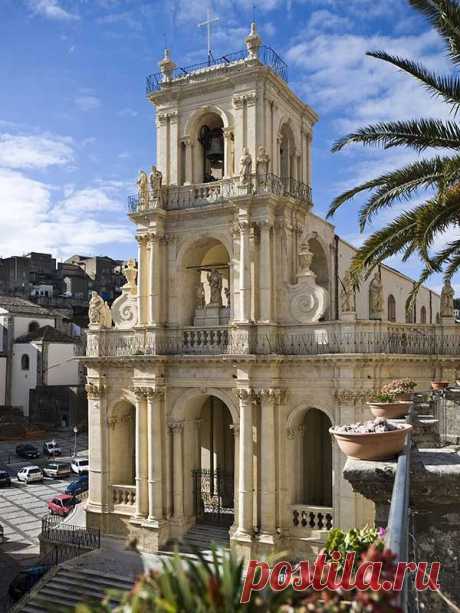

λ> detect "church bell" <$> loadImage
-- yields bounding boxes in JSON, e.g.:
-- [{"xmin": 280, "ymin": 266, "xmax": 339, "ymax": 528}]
[{"xmin": 200, "ymin": 125, "xmax": 224, "ymax": 168}]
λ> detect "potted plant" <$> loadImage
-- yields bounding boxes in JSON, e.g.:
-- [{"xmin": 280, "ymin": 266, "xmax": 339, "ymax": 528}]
[
  {"xmin": 330, "ymin": 417, "xmax": 412, "ymax": 461},
  {"xmin": 367, "ymin": 390, "xmax": 411, "ymax": 419},
  {"xmin": 381, "ymin": 378, "xmax": 416, "ymax": 401}
]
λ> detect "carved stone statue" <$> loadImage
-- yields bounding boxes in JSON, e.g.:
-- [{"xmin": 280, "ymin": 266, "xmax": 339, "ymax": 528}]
[
  {"xmin": 441, "ymin": 279, "xmax": 455, "ymax": 318},
  {"xmin": 239, "ymin": 147, "xmax": 252, "ymax": 185},
  {"xmin": 89, "ymin": 291, "xmax": 105, "ymax": 326},
  {"xmin": 297, "ymin": 241, "xmax": 314, "ymax": 278},
  {"xmin": 149, "ymin": 165, "xmax": 163, "ymax": 208},
  {"xmin": 122, "ymin": 259, "xmax": 137, "ymax": 295},
  {"xmin": 369, "ymin": 269, "xmax": 383, "ymax": 319},
  {"xmin": 207, "ymin": 269, "xmax": 223, "ymax": 306},
  {"xmin": 224, "ymin": 286, "xmax": 230, "ymax": 308},
  {"xmin": 137, "ymin": 170, "xmax": 149, "ymax": 208},
  {"xmin": 196, "ymin": 282, "xmax": 206, "ymax": 309},
  {"xmin": 256, "ymin": 146, "xmax": 270, "ymax": 185},
  {"xmin": 340, "ymin": 269, "xmax": 356, "ymax": 313}
]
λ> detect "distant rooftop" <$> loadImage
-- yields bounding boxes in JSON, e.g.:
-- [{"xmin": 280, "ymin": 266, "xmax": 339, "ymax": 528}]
[
  {"xmin": 146, "ymin": 24, "xmax": 287, "ymax": 95},
  {"xmin": 0, "ymin": 296, "xmax": 54, "ymax": 317},
  {"xmin": 15, "ymin": 325, "xmax": 77, "ymax": 344}
]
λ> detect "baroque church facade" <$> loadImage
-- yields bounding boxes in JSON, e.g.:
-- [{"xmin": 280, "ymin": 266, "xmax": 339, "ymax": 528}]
[{"xmin": 84, "ymin": 25, "xmax": 456, "ymax": 560}]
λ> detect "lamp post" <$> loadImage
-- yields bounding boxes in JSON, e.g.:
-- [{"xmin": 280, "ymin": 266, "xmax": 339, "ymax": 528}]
[{"xmin": 73, "ymin": 425, "xmax": 78, "ymax": 458}]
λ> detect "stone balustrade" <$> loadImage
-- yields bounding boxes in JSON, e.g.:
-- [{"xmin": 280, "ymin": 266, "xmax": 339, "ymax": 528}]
[
  {"xmin": 112, "ymin": 484, "xmax": 136, "ymax": 510},
  {"xmin": 86, "ymin": 320, "xmax": 460, "ymax": 359},
  {"xmin": 290, "ymin": 504, "xmax": 334, "ymax": 533}
]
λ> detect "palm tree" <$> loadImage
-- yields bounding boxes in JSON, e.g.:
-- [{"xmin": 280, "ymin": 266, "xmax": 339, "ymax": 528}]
[{"xmin": 327, "ymin": 0, "xmax": 460, "ymax": 305}]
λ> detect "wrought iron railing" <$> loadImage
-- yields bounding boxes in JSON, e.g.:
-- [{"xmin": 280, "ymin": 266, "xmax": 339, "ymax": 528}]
[
  {"xmin": 128, "ymin": 173, "xmax": 312, "ymax": 214},
  {"xmin": 86, "ymin": 328, "xmax": 460, "ymax": 359},
  {"xmin": 41, "ymin": 514, "xmax": 100, "ymax": 549},
  {"xmin": 146, "ymin": 45, "xmax": 287, "ymax": 94}
]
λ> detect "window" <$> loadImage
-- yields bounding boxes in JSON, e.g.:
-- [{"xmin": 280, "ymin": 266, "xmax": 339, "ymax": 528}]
[
  {"xmin": 388, "ymin": 294, "xmax": 396, "ymax": 322},
  {"xmin": 28, "ymin": 321, "xmax": 39, "ymax": 333},
  {"xmin": 21, "ymin": 354, "xmax": 30, "ymax": 371},
  {"xmin": 421, "ymin": 306, "xmax": 427, "ymax": 324}
]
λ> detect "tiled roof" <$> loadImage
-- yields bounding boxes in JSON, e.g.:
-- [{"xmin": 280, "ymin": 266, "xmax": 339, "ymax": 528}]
[
  {"xmin": 15, "ymin": 325, "xmax": 77, "ymax": 344},
  {"xmin": 0, "ymin": 295, "xmax": 54, "ymax": 317}
]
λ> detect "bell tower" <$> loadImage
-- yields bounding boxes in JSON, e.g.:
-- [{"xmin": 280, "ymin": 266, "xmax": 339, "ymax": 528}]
[{"xmin": 128, "ymin": 22, "xmax": 327, "ymax": 346}]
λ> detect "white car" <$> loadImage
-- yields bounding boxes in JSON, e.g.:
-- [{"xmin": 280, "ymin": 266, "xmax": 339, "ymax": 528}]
[
  {"xmin": 43, "ymin": 441, "xmax": 62, "ymax": 457},
  {"xmin": 17, "ymin": 466, "xmax": 44, "ymax": 484},
  {"xmin": 71, "ymin": 458, "xmax": 89, "ymax": 474}
]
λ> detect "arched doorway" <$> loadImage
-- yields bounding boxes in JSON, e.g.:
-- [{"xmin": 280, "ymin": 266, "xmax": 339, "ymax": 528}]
[
  {"xmin": 193, "ymin": 396, "xmax": 235, "ymax": 525},
  {"xmin": 303, "ymin": 409, "xmax": 333, "ymax": 507},
  {"xmin": 109, "ymin": 400, "xmax": 136, "ymax": 510}
]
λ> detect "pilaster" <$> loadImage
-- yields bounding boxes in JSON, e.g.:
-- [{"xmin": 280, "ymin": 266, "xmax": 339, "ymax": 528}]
[
  {"xmin": 133, "ymin": 387, "xmax": 149, "ymax": 518},
  {"xmin": 86, "ymin": 379, "xmax": 109, "ymax": 513}
]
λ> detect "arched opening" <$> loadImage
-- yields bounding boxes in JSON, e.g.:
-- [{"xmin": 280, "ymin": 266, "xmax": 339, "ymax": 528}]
[
  {"xmin": 388, "ymin": 294, "xmax": 396, "ymax": 322},
  {"xmin": 421, "ymin": 305, "xmax": 427, "ymax": 324},
  {"xmin": 195, "ymin": 396, "xmax": 234, "ymax": 524},
  {"xmin": 405, "ymin": 305, "xmax": 415, "ymax": 323},
  {"xmin": 28, "ymin": 321, "xmax": 39, "ymax": 333},
  {"xmin": 109, "ymin": 401, "xmax": 136, "ymax": 488},
  {"xmin": 302, "ymin": 409, "xmax": 333, "ymax": 507},
  {"xmin": 436, "ymin": 312, "xmax": 441, "ymax": 324},
  {"xmin": 21, "ymin": 354, "xmax": 30, "ymax": 371},
  {"xmin": 178, "ymin": 237, "xmax": 231, "ymax": 327},
  {"xmin": 279, "ymin": 122, "xmax": 296, "ymax": 185},
  {"xmin": 195, "ymin": 112, "xmax": 224, "ymax": 183}
]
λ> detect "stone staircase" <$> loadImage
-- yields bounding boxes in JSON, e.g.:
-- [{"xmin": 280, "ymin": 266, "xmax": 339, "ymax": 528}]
[
  {"xmin": 162, "ymin": 523, "xmax": 230, "ymax": 556},
  {"xmin": 14, "ymin": 565, "xmax": 134, "ymax": 612}
]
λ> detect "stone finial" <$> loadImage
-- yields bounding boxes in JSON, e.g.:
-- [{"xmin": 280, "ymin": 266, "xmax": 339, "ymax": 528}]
[
  {"xmin": 159, "ymin": 48, "xmax": 176, "ymax": 83},
  {"xmin": 245, "ymin": 22, "xmax": 261, "ymax": 60}
]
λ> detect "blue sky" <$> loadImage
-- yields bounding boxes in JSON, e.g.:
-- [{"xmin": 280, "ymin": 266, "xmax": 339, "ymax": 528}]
[{"xmin": 0, "ymin": 0, "xmax": 455, "ymax": 291}]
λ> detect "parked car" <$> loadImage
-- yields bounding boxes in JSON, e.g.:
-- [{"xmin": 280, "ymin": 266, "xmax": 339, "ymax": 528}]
[
  {"xmin": 0, "ymin": 470, "xmax": 11, "ymax": 488},
  {"xmin": 47, "ymin": 494, "xmax": 78, "ymax": 516},
  {"xmin": 65, "ymin": 474, "xmax": 88, "ymax": 496},
  {"xmin": 43, "ymin": 440, "xmax": 62, "ymax": 457},
  {"xmin": 42, "ymin": 462, "xmax": 71, "ymax": 479},
  {"xmin": 16, "ymin": 466, "xmax": 44, "ymax": 484},
  {"xmin": 15, "ymin": 444, "xmax": 40, "ymax": 460},
  {"xmin": 71, "ymin": 458, "xmax": 88, "ymax": 474},
  {"xmin": 8, "ymin": 566, "xmax": 50, "ymax": 601}
]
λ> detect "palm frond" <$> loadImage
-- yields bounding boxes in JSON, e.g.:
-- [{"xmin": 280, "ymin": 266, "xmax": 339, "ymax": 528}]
[
  {"xmin": 410, "ymin": 0, "xmax": 460, "ymax": 65},
  {"xmin": 332, "ymin": 118, "xmax": 460, "ymax": 152},
  {"xmin": 367, "ymin": 50, "xmax": 460, "ymax": 111}
]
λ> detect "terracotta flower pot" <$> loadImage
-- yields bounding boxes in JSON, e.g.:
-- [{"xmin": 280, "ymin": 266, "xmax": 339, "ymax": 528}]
[
  {"xmin": 394, "ymin": 392, "xmax": 413, "ymax": 401},
  {"xmin": 367, "ymin": 401, "xmax": 411, "ymax": 419},
  {"xmin": 431, "ymin": 381, "xmax": 449, "ymax": 390},
  {"xmin": 330, "ymin": 424, "xmax": 413, "ymax": 461}
]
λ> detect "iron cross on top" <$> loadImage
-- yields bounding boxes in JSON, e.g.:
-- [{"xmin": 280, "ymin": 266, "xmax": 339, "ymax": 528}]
[{"xmin": 198, "ymin": 8, "xmax": 219, "ymax": 65}]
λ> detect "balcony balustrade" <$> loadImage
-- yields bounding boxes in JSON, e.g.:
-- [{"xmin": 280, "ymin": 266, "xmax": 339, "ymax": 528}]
[
  {"xmin": 290, "ymin": 504, "xmax": 334, "ymax": 533},
  {"xmin": 128, "ymin": 173, "xmax": 312, "ymax": 214},
  {"xmin": 112, "ymin": 484, "xmax": 136, "ymax": 511},
  {"xmin": 86, "ymin": 322, "xmax": 460, "ymax": 359}
]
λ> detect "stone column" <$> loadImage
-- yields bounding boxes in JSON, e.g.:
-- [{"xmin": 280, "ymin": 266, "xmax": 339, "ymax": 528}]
[
  {"xmin": 245, "ymin": 92, "xmax": 257, "ymax": 162},
  {"xmin": 230, "ymin": 424, "xmax": 240, "ymax": 531},
  {"xmin": 170, "ymin": 421, "xmax": 184, "ymax": 521},
  {"xmin": 259, "ymin": 221, "xmax": 272, "ymax": 322},
  {"xmin": 232, "ymin": 96, "xmax": 244, "ymax": 170},
  {"xmin": 136, "ymin": 235, "xmax": 148, "ymax": 326},
  {"xmin": 134, "ymin": 388, "xmax": 148, "ymax": 518},
  {"xmin": 223, "ymin": 128, "xmax": 233, "ymax": 179},
  {"xmin": 86, "ymin": 380, "xmax": 109, "ymax": 513},
  {"xmin": 146, "ymin": 388, "xmax": 164, "ymax": 523},
  {"xmin": 148, "ymin": 233, "xmax": 162, "ymax": 326},
  {"xmin": 236, "ymin": 389, "xmax": 253, "ymax": 537},
  {"xmin": 169, "ymin": 112, "xmax": 179, "ymax": 185},
  {"xmin": 184, "ymin": 138, "xmax": 193, "ymax": 185},
  {"xmin": 259, "ymin": 389, "xmax": 276, "ymax": 541},
  {"xmin": 239, "ymin": 221, "xmax": 251, "ymax": 322}
]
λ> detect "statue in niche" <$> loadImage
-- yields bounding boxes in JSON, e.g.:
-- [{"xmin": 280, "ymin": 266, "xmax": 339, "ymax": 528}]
[
  {"xmin": 207, "ymin": 269, "xmax": 223, "ymax": 306},
  {"xmin": 256, "ymin": 146, "xmax": 270, "ymax": 185},
  {"xmin": 239, "ymin": 147, "xmax": 252, "ymax": 185},
  {"xmin": 340, "ymin": 268, "xmax": 356, "ymax": 313},
  {"xmin": 225, "ymin": 286, "xmax": 230, "ymax": 308},
  {"xmin": 441, "ymin": 279, "xmax": 454, "ymax": 318},
  {"xmin": 137, "ymin": 170, "xmax": 149, "ymax": 208},
  {"xmin": 122, "ymin": 259, "xmax": 137, "ymax": 294},
  {"xmin": 196, "ymin": 282, "xmax": 206, "ymax": 309},
  {"xmin": 369, "ymin": 269, "xmax": 383, "ymax": 319}
]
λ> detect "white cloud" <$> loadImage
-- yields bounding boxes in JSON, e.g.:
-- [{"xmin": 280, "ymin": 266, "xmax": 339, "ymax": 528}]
[
  {"xmin": 118, "ymin": 108, "xmax": 138, "ymax": 118},
  {"xmin": 0, "ymin": 133, "xmax": 74, "ymax": 169},
  {"xmin": 75, "ymin": 95, "xmax": 101, "ymax": 112},
  {"xmin": 57, "ymin": 186, "xmax": 123, "ymax": 212},
  {"xmin": 27, "ymin": 0, "xmax": 79, "ymax": 21}
]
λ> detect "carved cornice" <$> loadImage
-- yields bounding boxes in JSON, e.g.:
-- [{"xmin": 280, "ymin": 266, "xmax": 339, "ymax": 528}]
[
  {"xmin": 135, "ymin": 234, "xmax": 149, "ymax": 247},
  {"xmin": 85, "ymin": 382, "xmax": 106, "ymax": 400},
  {"xmin": 334, "ymin": 389, "xmax": 374, "ymax": 406},
  {"xmin": 232, "ymin": 92, "xmax": 257, "ymax": 109},
  {"xmin": 157, "ymin": 111, "xmax": 178, "ymax": 125},
  {"xmin": 236, "ymin": 388, "xmax": 257, "ymax": 403}
]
